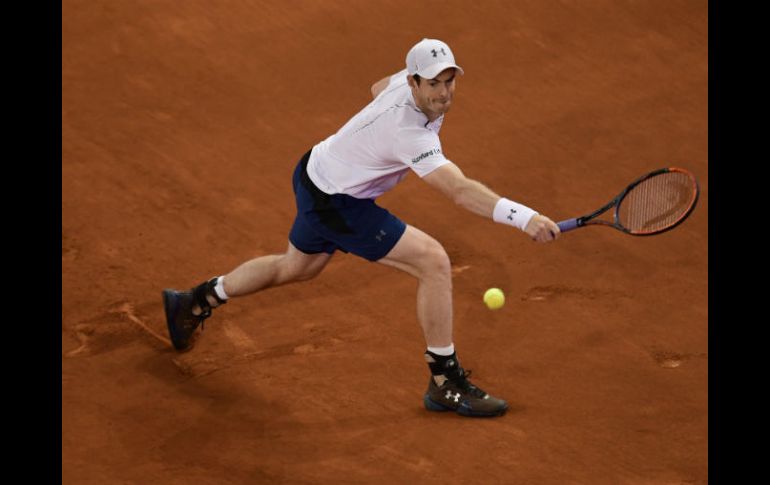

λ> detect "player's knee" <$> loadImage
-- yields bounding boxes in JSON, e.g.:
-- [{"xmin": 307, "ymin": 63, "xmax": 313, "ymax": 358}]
[
  {"xmin": 418, "ymin": 241, "xmax": 451, "ymax": 279},
  {"xmin": 281, "ymin": 251, "xmax": 328, "ymax": 283},
  {"xmin": 295, "ymin": 264, "xmax": 323, "ymax": 282},
  {"xmin": 280, "ymin": 262, "xmax": 311, "ymax": 283}
]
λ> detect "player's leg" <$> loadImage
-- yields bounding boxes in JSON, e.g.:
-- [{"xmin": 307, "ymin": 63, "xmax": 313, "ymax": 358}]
[
  {"xmin": 163, "ymin": 148, "xmax": 340, "ymax": 352},
  {"xmin": 377, "ymin": 224, "xmax": 508, "ymax": 417},
  {"xmin": 216, "ymin": 241, "xmax": 333, "ymax": 299},
  {"xmin": 377, "ymin": 225, "xmax": 453, "ymax": 348},
  {"xmin": 163, "ymin": 240, "xmax": 332, "ymax": 352}
]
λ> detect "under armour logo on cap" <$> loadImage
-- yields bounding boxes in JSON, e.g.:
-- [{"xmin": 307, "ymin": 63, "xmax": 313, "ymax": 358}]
[{"xmin": 431, "ymin": 48, "xmax": 447, "ymax": 58}]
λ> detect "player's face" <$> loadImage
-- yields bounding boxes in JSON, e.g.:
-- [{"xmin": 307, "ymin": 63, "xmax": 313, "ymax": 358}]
[{"xmin": 410, "ymin": 68, "xmax": 457, "ymax": 120}]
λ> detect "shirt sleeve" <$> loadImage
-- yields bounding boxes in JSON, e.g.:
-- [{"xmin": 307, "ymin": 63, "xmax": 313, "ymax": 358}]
[{"xmin": 394, "ymin": 126, "xmax": 451, "ymax": 178}]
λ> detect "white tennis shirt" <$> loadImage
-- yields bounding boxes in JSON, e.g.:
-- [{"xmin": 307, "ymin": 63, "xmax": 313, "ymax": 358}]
[{"xmin": 306, "ymin": 69, "xmax": 451, "ymax": 199}]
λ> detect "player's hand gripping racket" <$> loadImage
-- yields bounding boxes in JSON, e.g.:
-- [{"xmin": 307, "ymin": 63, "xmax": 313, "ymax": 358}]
[{"xmin": 557, "ymin": 167, "xmax": 700, "ymax": 236}]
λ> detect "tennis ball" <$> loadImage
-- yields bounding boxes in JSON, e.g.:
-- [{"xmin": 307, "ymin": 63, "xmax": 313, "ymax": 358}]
[{"xmin": 483, "ymin": 288, "xmax": 505, "ymax": 310}]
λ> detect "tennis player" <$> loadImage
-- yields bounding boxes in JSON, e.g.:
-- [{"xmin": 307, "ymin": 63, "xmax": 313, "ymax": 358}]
[{"xmin": 163, "ymin": 38, "xmax": 559, "ymax": 417}]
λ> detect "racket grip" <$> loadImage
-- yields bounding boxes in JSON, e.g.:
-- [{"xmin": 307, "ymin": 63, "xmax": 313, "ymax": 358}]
[{"xmin": 557, "ymin": 218, "xmax": 580, "ymax": 233}]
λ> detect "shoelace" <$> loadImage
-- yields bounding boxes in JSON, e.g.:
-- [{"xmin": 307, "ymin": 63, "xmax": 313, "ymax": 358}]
[
  {"xmin": 452, "ymin": 369, "xmax": 488, "ymax": 398},
  {"xmin": 188, "ymin": 309, "xmax": 211, "ymax": 332},
  {"xmin": 198, "ymin": 313, "xmax": 210, "ymax": 331}
]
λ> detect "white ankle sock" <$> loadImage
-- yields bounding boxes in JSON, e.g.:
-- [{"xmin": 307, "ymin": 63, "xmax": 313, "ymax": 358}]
[
  {"xmin": 214, "ymin": 276, "xmax": 229, "ymax": 301},
  {"xmin": 427, "ymin": 343, "xmax": 455, "ymax": 356}
]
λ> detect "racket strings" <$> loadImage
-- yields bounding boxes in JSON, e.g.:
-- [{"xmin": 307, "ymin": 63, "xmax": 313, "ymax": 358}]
[{"xmin": 618, "ymin": 172, "xmax": 696, "ymax": 233}]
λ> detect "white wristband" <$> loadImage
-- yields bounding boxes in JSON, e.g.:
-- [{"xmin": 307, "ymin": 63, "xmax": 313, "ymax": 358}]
[{"xmin": 492, "ymin": 198, "xmax": 539, "ymax": 231}]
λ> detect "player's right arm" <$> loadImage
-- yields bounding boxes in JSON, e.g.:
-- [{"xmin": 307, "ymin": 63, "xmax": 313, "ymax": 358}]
[
  {"xmin": 371, "ymin": 70, "xmax": 408, "ymax": 99},
  {"xmin": 371, "ymin": 76, "xmax": 391, "ymax": 99},
  {"xmin": 423, "ymin": 162, "xmax": 559, "ymax": 241}
]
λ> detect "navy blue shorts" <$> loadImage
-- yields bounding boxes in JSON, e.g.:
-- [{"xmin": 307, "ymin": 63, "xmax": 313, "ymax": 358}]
[{"xmin": 288, "ymin": 149, "xmax": 407, "ymax": 262}]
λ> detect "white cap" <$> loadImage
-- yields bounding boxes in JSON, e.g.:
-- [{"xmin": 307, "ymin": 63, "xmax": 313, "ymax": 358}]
[{"xmin": 405, "ymin": 38, "xmax": 464, "ymax": 80}]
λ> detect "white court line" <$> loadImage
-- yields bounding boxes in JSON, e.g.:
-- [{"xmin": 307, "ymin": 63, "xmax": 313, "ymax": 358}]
[{"xmin": 118, "ymin": 302, "xmax": 172, "ymax": 347}]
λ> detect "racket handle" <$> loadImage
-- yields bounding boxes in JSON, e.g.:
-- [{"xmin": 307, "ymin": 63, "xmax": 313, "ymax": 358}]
[{"xmin": 557, "ymin": 218, "xmax": 580, "ymax": 233}]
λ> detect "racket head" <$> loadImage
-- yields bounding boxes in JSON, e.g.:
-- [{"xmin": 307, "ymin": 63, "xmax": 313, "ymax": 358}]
[{"xmin": 613, "ymin": 167, "xmax": 700, "ymax": 235}]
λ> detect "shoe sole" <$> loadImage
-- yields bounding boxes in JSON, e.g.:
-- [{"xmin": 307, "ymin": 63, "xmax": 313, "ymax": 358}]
[
  {"xmin": 423, "ymin": 394, "xmax": 508, "ymax": 417},
  {"xmin": 162, "ymin": 289, "xmax": 192, "ymax": 352}
]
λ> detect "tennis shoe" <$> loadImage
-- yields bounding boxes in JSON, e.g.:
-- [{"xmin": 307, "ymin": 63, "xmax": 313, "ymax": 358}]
[
  {"xmin": 162, "ymin": 289, "xmax": 209, "ymax": 352},
  {"xmin": 423, "ymin": 366, "xmax": 509, "ymax": 417}
]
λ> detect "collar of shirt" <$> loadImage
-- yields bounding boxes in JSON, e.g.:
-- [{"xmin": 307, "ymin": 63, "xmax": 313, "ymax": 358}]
[
  {"xmin": 407, "ymin": 90, "xmax": 445, "ymax": 133},
  {"xmin": 425, "ymin": 115, "xmax": 444, "ymax": 133}
]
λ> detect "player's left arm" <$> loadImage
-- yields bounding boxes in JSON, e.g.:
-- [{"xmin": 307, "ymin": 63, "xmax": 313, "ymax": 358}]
[
  {"xmin": 423, "ymin": 162, "xmax": 559, "ymax": 241},
  {"xmin": 423, "ymin": 162, "xmax": 499, "ymax": 216}
]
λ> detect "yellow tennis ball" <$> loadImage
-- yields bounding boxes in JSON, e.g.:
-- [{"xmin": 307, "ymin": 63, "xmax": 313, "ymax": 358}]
[{"xmin": 483, "ymin": 288, "xmax": 505, "ymax": 310}]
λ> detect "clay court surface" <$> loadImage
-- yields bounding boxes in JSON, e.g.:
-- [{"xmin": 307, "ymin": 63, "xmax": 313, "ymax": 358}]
[{"xmin": 62, "ymin": 1, "xmax": 708, "ymax": 483}]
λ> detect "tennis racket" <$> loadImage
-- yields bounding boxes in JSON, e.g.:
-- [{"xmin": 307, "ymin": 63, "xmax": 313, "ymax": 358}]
[{"xmin": 557, "ymin": 167, "xmax": 700, "ymax": 235}]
